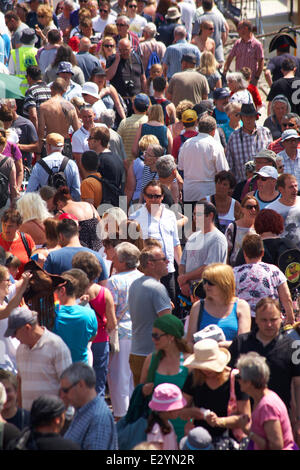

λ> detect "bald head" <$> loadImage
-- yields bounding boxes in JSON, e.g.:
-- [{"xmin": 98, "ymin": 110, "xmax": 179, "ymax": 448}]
[
  {"xmin": 79, "ymin": 37, "xmax": 91, "ymax": 52},
  {"xmin": 118, "ymin": 38, "xmax": 131, "ymax": 58}
]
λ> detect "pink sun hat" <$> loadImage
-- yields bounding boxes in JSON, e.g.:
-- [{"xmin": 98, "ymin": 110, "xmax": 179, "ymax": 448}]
[{"xmin": 149, "ymin": 383, "xmax": 187, "ymax": 412}]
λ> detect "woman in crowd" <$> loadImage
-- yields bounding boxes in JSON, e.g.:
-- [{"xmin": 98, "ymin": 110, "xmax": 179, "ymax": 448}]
[
  {"xmin": 198, "ymin": 51, "xmax": 221, "ymax": 98},
  {"xmin": 106, "ymin": 242, "xmax": 143, "ymax": 420},
  {"xmin": 0, "ymin": 209, "xmax": 35, "ymax": 278},
  {"xmin": 181, "ymin": 339, "xmax": 251, "ymax": 449},
  {"xmin": 43, "ymin": 44, "xmax": 85, "ymax": 85},
  {"xmin": 0, "ymin": 370, "xmax": 30, "ymax": 431},
  {"xmin": 16, "ymin": 193, "xmax": 51, "ymax": 248},
  {"xmin": 140, "ymin": 314, "xmax": 192, "ymax": 442},
  {"xmin": 225, "ymin": 194, "xmax": 258, "ymax": 266},
  {"xmin": 227, "ymin": 72, "xmax": 253, "ymax": 105},
  {"xmin": 0, "ymin": 108, "xmax": 23, "ymax": 189},
  {"xmin": 191, "ymin": 20, "xmax": 215, "ymax": 55},
  {"xmin": 0, "ymin": 383, "xmax": 21, "ymax": 449},
  {"xmin": 125, "ymin": 134, "xmax": 160, "ymax": 207},
  {"xmin": 72, "ymin": 251, "xmax": 117, "ymax": 397},
  {"xmin": 264, "ymin": 95, "xmax": 291, "ymax": 140},
  {"xmin": 186, "ymin": 263, "xmax": 251, "ymax": 348},
  {"xmin": 53, "ymin": 186, "xmax": 101, "ymax": 251},
  {"xmin": 97, "ymin": 35, "xmax": 116, "ymax": 68},
  {"xmin": 132, "ymin": 104, "xmax": 173, "ymax": 157},
  {"xmin": 205, "ymin": 170, "xmax": 241, "ymax": 234},
  {"xmin": 236, "ymin": 350, "xmax": 296, "ymax": 450},
  {"xmin": 219, "ymin": 102, "xmax": 242, "ymax": 143},
  {"xmin": 31, "ymin": 217, "xmax": 61, "ymax": 268},
  {"xmin": 35, "ymin": 4, "xmax": 58, "ymax": 46}
]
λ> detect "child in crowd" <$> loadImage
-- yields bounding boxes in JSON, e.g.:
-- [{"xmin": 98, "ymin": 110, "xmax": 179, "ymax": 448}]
[{"xmin": 147, "ymin": 63, "xmax": 164, "ymax": 96}]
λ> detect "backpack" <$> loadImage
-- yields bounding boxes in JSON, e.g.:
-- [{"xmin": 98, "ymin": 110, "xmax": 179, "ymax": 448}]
[
  {"xmin": 145, "ymin": 50, "xmax": 161, "ymax": 77},
  {"xmin": 86, "ymin": 174, "xmax": 122, "ymax": 207},
  {"xmin": 0, "ymin": 157, "xmax": 9, "ymax": 209},
  {"xmin": 37, "ymin": 157, "xmax": 69, "ymax": 189},
  {"xmin": 273, "ymin": 240, "xmax": 300, "ymax": 294}
]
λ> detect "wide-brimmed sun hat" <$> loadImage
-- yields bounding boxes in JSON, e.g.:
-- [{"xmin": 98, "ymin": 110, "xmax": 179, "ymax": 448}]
[{"xmin": 183, "ymin": 338, "xmax": 231, "ymax": 372}]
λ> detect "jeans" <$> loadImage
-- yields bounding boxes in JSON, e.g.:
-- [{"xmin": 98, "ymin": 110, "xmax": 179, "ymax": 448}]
[{"xmin": 91, "ymin": 341, "xmax": 109, "ymax": 396}]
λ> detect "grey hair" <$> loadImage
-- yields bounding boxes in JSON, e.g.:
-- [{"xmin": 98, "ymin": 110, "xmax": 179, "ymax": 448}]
[
  {"xmin": 282, "ymin": 113, "xmax": 300, "ymax": 127},
  {"xmin": 226, "ymin": 71, "xmax": 248, "ymax": 90},
  {"xmin": 115, "ymin": 241, "xmax": 140, "ymax": 269},
  {"xmin": 60, "ymin": 363, "xmax": 96, "ymax": 388},
  {"xmin": 156, "ymin": 154, "xmax": 176, "ymax": 178},
  {"xmin": 271, "ymin": 95, "xmax": 291, "ymax": 116},
  {"xmin": 143, "ymin": 22, "xmax": 157, "ymax": 37},
  {"xmin": 100, "ymin": 108, "xmax": 116, "ymax": 128},
  {"xmin": 117, "ymin": 15, "xmax": 130, "ymax": 25},
  {"xmin": 174, "ymin": 25, "xmax": 186, "ymax": 38},
  {"xmin": 150, "ymin": 144, "xmax": 165, "ymax": 158},
  {"xmin": 198, "ymin": 115, "xmax": 217, "ymax": 134},
  {"xmin": 0, "ymin": 382, "xmax": 7, "ymax": 413},
  {"xmin": 236, "ymin": 352, "xmax": 270, "ymax": 389},
  {"xmin": 64, "ymin": 0, "xmax": 76, "ymax": 10}
]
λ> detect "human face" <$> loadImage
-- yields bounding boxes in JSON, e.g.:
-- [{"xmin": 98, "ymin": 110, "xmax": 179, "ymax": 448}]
[
  {"xmin": 149, "ymin": 249, "xmax": 169, "ymax": 278},
  {"xmin": 241, "ymin": 199, "xmax": 259, "ymax": 218},
  {"xmin": 242, "ymin": 114, "xmax": 257, "ymax": 131},
  {"xmin": 227, "ymin": 79, "xmax": 237, "ymax": 93},
  {"xmin": 203, "ymin": 23, "xmax": 214, "ymax": 35},
  {"xmin": 151, "ymin": 327, "xmax": 169, "ymax": 350},
  {"xmin": 1, "ymin": 379, "xmax": 17, "ymax": 412},
  {"xmin": 143, "ymin": 147, "xmax": 157, "ymax": 169},
  {"xmin": 281, "ymin": 117, "xmax": 298, "ymax": 132},
  {"xmin": 116, "ymin": 20, "xmax": 129, "ymax": 38},
  {"xmin": 144, "ymin": 185, "xmax": 164, "ymax": 208},
  {"xmin": 127, "ymin": 1, "xmax": 137, "ymax": 12},
  {"xmin": 255, "ymin": 304, "xmax": 282, "ymax": 341},
  {"xmin": 0, "ymin": 269, "xmax": 11, "ymax": 298},
  {"xmin": 282, "ymin": 137, "xmax": 300, "ymax": 156},
  {"xmin": 215, "ymin": 97, "xmax": 229, "ymax": 112},
  {"xmin": 215, "ymin": 178, "xmax": 231, "ymax": 196},
  {"xmin": 102, "ymin": 41, "xmax": 115, "ymax": 56},
  {"xmin": 272, "ymin": 101, "xmax": 287, "ymax": 121},
  {"xmin": 150, "ymin": 65, "xmax": 162, "ymax": 80},
  {"xmin": 59, "ymin": 378, "xmax": 81, "ymax": 408},
  {"xmin": 1, "ymin": 221, "xmax": 19, "ymax": 241},
  {"xmin": 280, "ymin": 177, "xmax": 298, "ymax": 200},
  {"xmin": 99, "ymin": 4, "xmax": 110, "ymax": 19},
  {"xmin": 81, "ymin": 110, "xmax": 95, "ymax": 129},
  {"xmin": 118, "ymin": 41, "xmax": 131, "ymax": 59},
  {"xmin": 58, "ymin": 72, "xmax": 72, "ymax": 84},
  {"xmin": 202, "ymin": 277, "xmax": 223, "ymax": 300},
  {"xmin": 14, "ymin": 324, "xmax": 32, "ymax": 345},
  {"xmin": 256, "ymin": 175, "xmax": 276, "ymax": 193},
  {"xmin": 254, "ymin": 158, "xmax": 273, "ymax": 171},
  {"xmin": 87, "ymin": 133, "xmax": 98, "ymax": 151},
  {"xmin": 92, "ymin": 74, "xmax": 106, "ymax": 91}
]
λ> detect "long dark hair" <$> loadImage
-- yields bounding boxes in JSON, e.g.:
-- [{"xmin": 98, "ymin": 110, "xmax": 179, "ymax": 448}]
[
  {"xmin": 52, "ymin": 44, "xmax": 78, "ymax": 67},
  {"xmin": 146, "ymin": 411, "xmax": 172, "ymax": 435}
]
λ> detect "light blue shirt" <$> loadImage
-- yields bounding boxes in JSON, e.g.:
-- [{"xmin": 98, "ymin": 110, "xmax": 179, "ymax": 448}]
[
  {"xmin": 278, "ymin": 149, "xmax": 300, "ymax": 188},
  {"xmin": 26, "ymin": 151, "xmax": 81, "ymax": 201},
  {"xmin": 129, "ymin": 204, "xmax": 180, "ymax": 273},
  {"xmin": 162, "ymin": 40, "xmax": 201, "ymax": 79}
]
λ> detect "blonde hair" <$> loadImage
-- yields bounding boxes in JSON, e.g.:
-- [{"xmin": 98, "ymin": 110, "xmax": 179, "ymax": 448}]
[
  {"xmin": 37, "ymin": 4, "xmax": 53, "ymax": 24},
  {"xmin": 138, "ymin": 133, "xmax": 159, "ymax": 151},
  {"xmin": 147, "ymin": 104, "xmax": 164, "ymax": 124},
  {"xmin": 16, "ymin": 193, "xmax": 51, "ymax": 223},
  {"xmin": 103, "ymin": 24, "xmax": 118, "ymax": 36},
  {"xmin": 175, "ymin": 100, "xmax": 194, "ymax": 120},
  {"xmin": 199, "ymin": 51, "xmax": 218, "ymax": 76},
  {"xmin": 100, "ymin": 35, "xmax": 116, "ymax": 57},
  {"xmin": 224, "ymin": 102, "xmax": 242, "ymax": 115},
  {"xmin": 202, "ymin": 263, "xmax": 235, "ymax": 304}
]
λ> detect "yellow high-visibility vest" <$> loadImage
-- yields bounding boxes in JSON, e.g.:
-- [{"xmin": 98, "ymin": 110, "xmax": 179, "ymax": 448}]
[{"xmin": 11, "ymin": 46, "xmax": 38, "ymax": 96}]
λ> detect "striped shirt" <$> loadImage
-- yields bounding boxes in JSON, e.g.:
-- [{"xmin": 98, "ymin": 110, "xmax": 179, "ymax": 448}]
[
  {"xmin": 23, "ymin": 81, "xmax": 51, "ymax": 117},
  {"xmin": 117, "ymin": 113, "xmax": 148, "ymax": 162},
  {"xmin": 226, "ymin": 126, "xmax": 272, "ymax": 183},
  {"xmin": 226, "ymin": 36, "xmax": 264, "ymax": 81},
  {"xmin": 16, "ymin": 327, "xmax": 72, "ymax": 411}
]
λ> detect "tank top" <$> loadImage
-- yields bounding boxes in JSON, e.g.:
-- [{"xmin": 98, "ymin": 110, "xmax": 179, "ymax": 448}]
[
  {"xmin": 253, "ymin": 189, "xmax": 281, "ymax": 210},
  {"xmin": 89, "ymin": 286, "xmax": 108, "ymax": 343},
  {"xmin": 197, "ymin": 300, "xmax": 239, "ymax": 341},
  {"xmin": 152, "ymin": 352, "xmax": 189, "ymax": 442},
  {"xmin": 141, "ymin": 123, "xmax": 168, "ymax": 152},
  {"xmin": 207, "ymin": 195, "xmax": 236, "ymax": 234}
]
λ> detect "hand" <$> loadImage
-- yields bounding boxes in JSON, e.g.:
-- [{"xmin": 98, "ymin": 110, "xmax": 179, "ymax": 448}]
[
  {"xmin": 178, "ymin": 274, "xmax": 188, "ymax": 287},
  {"xmin": 35, "ymin": 25, "xmax": 43, "ymax": 38},
  {"xmin": 79, "ymin": 294, "xmax": 90, "ymax": 305},
  {"xmin": 206, "ymin": 411, "xmax": 219, "ymax": 427},
  {"xmin": 184, "ymin": 420, "xmax": 195, "ymax": 435},
  {"xmin": 236, "ymin": 414, "xmax": 251, "ymax": 432},
  {"xmin": 142, "ymin": 382, "xmax": 154, "ymax": 396}
]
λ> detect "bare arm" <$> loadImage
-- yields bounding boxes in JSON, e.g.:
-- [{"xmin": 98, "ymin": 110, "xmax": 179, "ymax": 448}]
[
  {"xmin": 140, "ymin": 74, "xmax": 147, "ymax": 94},
  {"xmin": 124, "ymin": 162, "xmax": 137, "ymax": 208},
  {"xmin": 166, "ymin": 102, "xmax": 176, "ymax": 125},
  {"xmin": 223, "ymin": 54, "xmax": 234, "ymax": 75},
  {"xmin": 15, "ymin": 159, "xmax": 23, "ymax": 189},
  {"xmin": 278, "ymin": 282, "xmax": 295, "ymax": 324},
  {"xmin": 174, "ymin": 244, "xmax": 182, "ymax": 267},
  {"xmin": 237, "ymin": 298, "xmax": 251, "ymax": 335},
  {"xmin": 264, "ymin": 69, "xmax": 273, "ymax": 87},
  {"xmin": 109, "ymin": 85, "xmax": 126, "ymax": 121},
  {"xmin": 37, "ymin": 106, "xmax": 46, "ymax": 152},
  {"xmin": 18, "ymin": 141, "xmax": 39, "ymax": 154},
  {"xmin": 0, "ymin": 272, "xmax": 32, "ymax": 320},
  {"xmin": 28, "ymin": 107, "xmax": 38, "ymax": 131},
  {"xmin": 8, "ymin": 164, "xmax": 19, "ymax": 206},
  {"xmin": 185, "ymin": 300, "xmax": 200, "ymax": 346},
  {"xmin": 104, "ymin": 288, "xmax": 117, "ymax": 332},
  {"xmin": 167, "ymin": 128, "xmax": 173, "ymax": 154}
]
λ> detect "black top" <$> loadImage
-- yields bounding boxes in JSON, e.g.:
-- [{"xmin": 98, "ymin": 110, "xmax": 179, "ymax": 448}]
[
  {"xmin": 30, "ymin": 432, "xmax": 81, "ymax": 450},
  {"xmin": 267, "ymin": 53, "xmax": 300, "ymax": 81},
  {"xmin": 6, "ymin": 407, "xmax": 30, "ymax": 431},
  {"xmin": 2, "ymin": 422, "xmax": 21, "ymax": 450},
  {"xmin": 106, "ymin": 52, "xmax": 144, "ymax": 97},
  {"xmin": 229, "ymin": 330, "xmax": 300, "ymax": 408},
  {"xmin": 267, "ymin": 77, "xmax": 300, "ymax": 114},
  {"xmin": 182, "ymin": 371, "xmax": 248, "ymax": 438},
  {"xmin": 97, "ymin": 150, "xmax": 124, "ymax": 189},
  {"xmin": 234, "ymin": 237, "xmax": 296, "ymax": 268}
]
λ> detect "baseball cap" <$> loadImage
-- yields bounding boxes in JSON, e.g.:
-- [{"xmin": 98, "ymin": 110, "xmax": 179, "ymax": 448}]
[
  {"xmin": 81, "ymin": 82, "xmax": 99, "ymax": 99},
  {"xmin": 46, "ymin": 133, "xmax": 64, "ymax": 147},
  {"xmin": 134, "ymin": 93, "xmax": 150, "ymax": 110},
  {"xmin": 182, "ymin": 109, "xmax": 198, "ymax": 123},
  {"xmin": 213, "ymin": 88, "xmax": 230, "ymax": 100},
  {"xmin": 4, "ymin": 307, "xmax": 38, "ymax": 337},
  {"xmin": 281, "ymin": 129, "xmax": 300, "ymax": 141},
  {"xmin": 255, "ymin": 166, "xmax": 279, "ymax": 179},
  {"xmin": 57, "ymin": 61, "xmax": 74, "ymax": 75}
]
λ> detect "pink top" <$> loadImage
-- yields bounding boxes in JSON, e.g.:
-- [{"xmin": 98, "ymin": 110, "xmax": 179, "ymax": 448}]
[
  {"xmin": 89, "ymin": 286, "xmax": 109, "ymax": 343},
  {"xmin": 147, "ymin": 422, "xmax": 178, "ymax": 450},
  {"xmin": 251, "ymin": 390, "xmax": 295, "ymax": 450}
]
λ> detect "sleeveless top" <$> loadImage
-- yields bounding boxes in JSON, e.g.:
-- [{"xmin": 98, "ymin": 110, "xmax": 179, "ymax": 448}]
[
  {"xmin": 89, "ymin": 286, "xmax": 108, "ymax": 343},
  {"xmin": 151, "ymin": 352, "xmax": 189, "ymax": 442},
  {"xmin": 141, "ymin": 123, "xmax": 168, "ymax": 152},
  {"xmin": 197, "ymin": 300, "xmax": 239, "ymax": 341},
  {"xmin": 206, "ymin": 195, "xmax": 236, "ymax": 234},
  {"xmin": 253, "ymin": 189, "xmax": 281, "ymax": 210}
]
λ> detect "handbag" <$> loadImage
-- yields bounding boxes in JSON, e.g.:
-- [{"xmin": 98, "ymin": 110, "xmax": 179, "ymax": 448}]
[{"xmin": 227, "ymin": 368, "xmax": 246, "ymax": 443}]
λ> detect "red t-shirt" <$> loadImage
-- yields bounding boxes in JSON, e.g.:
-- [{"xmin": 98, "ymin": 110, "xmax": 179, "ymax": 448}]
[
  {"xmin": 172, "ymin": 130, "xmax": 199, "ymax": 161},
  {"xmin": 0, "ymin": 232, "xmax": 35, "ymax": 278}
]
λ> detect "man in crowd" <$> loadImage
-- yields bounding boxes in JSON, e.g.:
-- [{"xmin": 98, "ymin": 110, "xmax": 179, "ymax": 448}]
[
  {"xmin": 268, "ymin": 112, "xmax": 300, "ymax": 154},
  {"xmin": 139, "ymin": 22, "xmax": 166, "ymax": 72},
  {"xmin": 72, "ymin": 105, "xmax": 96, "ymax": 177},
  {"xmin": 277, "ymin": 129, "xmax": 300, "ymax": 187},
  {"xmin": 76, "ymin": 37, "xmax": 100, "ymax": 81},
  {"xmin": 23, "ymin": 65, "xmax": 51, "ymax": 132}
]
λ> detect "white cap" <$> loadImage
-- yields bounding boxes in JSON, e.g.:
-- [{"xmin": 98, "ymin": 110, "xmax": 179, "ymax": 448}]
[
  {"xmin": 255, "ymin": 166, "xmax": 279, "ymax": 179},
  {"xmin": 81, "ymin": 82, "xmax": 99, "ymax": 99}
]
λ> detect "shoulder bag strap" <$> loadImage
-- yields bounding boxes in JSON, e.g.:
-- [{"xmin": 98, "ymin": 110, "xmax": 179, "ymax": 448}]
[
  {"xmin": 20, "ymin": 232, "xmax": 31, "ymax": 258},
  {"xmin": 37, "ymin": 158, "xmax": 53, "ymax": 177},
  {"xmin": 59, "ymin": 156, "xmax": 69, "ymax": 172}
]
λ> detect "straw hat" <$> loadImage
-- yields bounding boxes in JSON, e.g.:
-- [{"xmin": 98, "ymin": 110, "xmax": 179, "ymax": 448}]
[{"xmin": 183, "ymin": 339, "xmax": 231, "ymax": 372}]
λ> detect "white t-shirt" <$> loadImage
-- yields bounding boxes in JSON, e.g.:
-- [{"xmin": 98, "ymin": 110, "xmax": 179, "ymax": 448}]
[
  {"xmin": 266, "ymin": 197, "xmax": 300, "ymax": 248},
  {"xmin": 92, "ymin": 98, "xmax": 108, "ymax": 120},
  {"xmin": 92, "ymin": 14, "xmax": 116, "ymax": 34}
]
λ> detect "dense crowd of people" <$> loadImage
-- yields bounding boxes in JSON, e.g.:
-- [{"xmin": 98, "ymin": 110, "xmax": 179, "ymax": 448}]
[{"xmin": 0, "ymin": 0, "xmax": 300, "ymax": 452}]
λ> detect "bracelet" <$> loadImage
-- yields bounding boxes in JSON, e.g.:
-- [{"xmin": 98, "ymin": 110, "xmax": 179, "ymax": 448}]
[{"xmin": 218, "ymin": 418, "xmax": 226, "ymax": 427}]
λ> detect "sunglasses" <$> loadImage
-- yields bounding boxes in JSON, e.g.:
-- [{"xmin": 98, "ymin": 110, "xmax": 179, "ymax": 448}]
[
  {"xmin": 144, "ymin": 193, "xmax": 163, "ymax": 199},
  {"xmin": 152, "ymin": 333, "xmax": 167, "ymax": 340},
  {"xmin": 100, "ymin": 8, "xmax": 109, "ymax": 12},
  {"xmin": 60, "ymin": 380, "xmax": 79, "ymax": 394},
  {"xmin": 282, "ymin": 123, "xmax": 296, "ymax": 128},
  {"xmin": 202, "ymin": 278, "xmax": 215, "ymax": 286},
  {"xmin": 116, "ymin": 23, "xmax": 127, "ymax": 26},
  {"xmin": 257, "ymin": 176, "xmax": 269, "ymax": 182},
  {"xmin": 128, "ymin": 4, "xmax": 137, "ymax": 7},
  {"xmin": 103, "ymin": 44, "xmax": 114, "ymax": 48},
  {"xmin": 244, "ymin": 204, "xmax": 258, "ymax": 210},
  {"xmin": 37, "ymin": 14, "xmax": 45, "ymax": 17}
]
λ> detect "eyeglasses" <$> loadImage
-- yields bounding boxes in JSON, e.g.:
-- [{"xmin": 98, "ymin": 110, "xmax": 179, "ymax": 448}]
[
  {"xmin": 152, "ymin": 332, "xmax": 167, "ymax": 340},
  {"xmin": 60, "ymin": 380, "xmax": 79, "ymax": 394},
  {"xmin": 151, "ymin": 256, "xmax": 167, "ymax": 262},
  {"xmin": 116, "ymin": 23, "xmax": 127, "ymax": 26},
  {"xmin": 103, "ymin": 44, "xmax": 114, "ymax": 48},
  {"xmin": 202, "ymin": 278, "xmax": 215, "ymax": 286},
  {"xmin": 244, "ymin": 204, "xmax": 258, "ymax": 210},
  {"xmin": 128, "ymin": 4, "xmax": 137, "ymax": 7},
  {"xmin": 144, "ymin": 193, "xmax": 163, "ymax": 199},
  {"xmin": 100, "ymin": 8, "xmax": 109, "ymax": 13},
  {"xmin": 282, "ymin": 122, "xmax": 296, "ymax": 128}
]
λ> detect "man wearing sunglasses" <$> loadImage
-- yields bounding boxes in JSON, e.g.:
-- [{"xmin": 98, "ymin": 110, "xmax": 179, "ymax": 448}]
[
  {"xmin": 247, "ymin": 166, "xmax": 280, "ymax": 210},
  {"xmin": 268, "ymin": 112, "xmax": 300, "ymax": 155},
  {"xmin": 277, "ymin": 129, "xmax": 300, "ymax": 188},
  {"xmin": 92, "ymin": 0, "xmax": 116, "ymax": 34}
]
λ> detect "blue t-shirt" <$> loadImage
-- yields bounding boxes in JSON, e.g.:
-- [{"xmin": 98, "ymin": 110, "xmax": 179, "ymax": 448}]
[
  {"xmin": 44, "ymin": 246, "xmax": 108, "ymax": 282},
  {"xmin": 54, "ymin": 304, "xmax": 98, "ymax": 363},
  {"xmin": 198, "ymin": 300, "xmax": 239, "ymax": 341}
]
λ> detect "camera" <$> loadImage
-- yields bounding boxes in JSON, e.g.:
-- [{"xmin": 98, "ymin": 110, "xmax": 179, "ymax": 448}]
[{"xmin": 124, "ymin": 80, "xmax": 135, "ymax": 97}]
